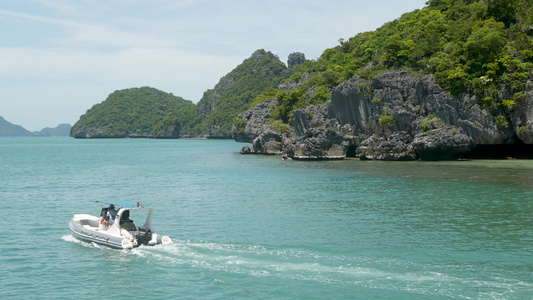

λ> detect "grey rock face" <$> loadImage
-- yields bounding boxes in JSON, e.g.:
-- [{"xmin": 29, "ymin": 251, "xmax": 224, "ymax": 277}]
[
  {"xmin": 288, "ymin": 52, "xmax": 306, "ymax": 69},
  {"xmin": 413, "ymin": 128, "xmax": 476, "ymax": 160},
  {"xmin": 327, "ymin": 71, "xmax": 521, "ymax": 160},
  {"xmin": 287, "ymin": 104, "xmax": 352, "ymax": 159},
  {"xmin": 284, "ymin": 128, "xmax": 350, "ymax": 160},
  {"xmin": 233, "ymin": 100, "xmax": 277, "ymax": 144},
  {"xmin": 234, "ymin": 70, "xmax": 531, "ymax": 160},
  {"xmin": 252, "ymin": 130, "xmax": 284, "ymax": 155},
  {"xmin": 512, "ymin": 90, "xmax": 533, "ymax": 143},
  {"xmin": 356, "ymin": 132, "xmax": 417, "ymax": 161},
  {"xmin": 329, "ymin": 71, "xmax": 512, "ymax": 144},
  {"xmin": 233, "ymin": 99, "xmax": 287, "ymax": 155}
]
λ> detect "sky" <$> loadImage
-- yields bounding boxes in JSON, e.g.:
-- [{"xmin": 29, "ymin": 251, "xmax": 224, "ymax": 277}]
[{"xmin": 0, "ymin": 0, "xmax": 428, "ymax": 131}]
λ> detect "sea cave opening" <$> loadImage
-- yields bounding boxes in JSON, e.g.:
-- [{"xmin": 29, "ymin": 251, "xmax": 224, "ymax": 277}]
[
  {"xmin": 346, "ymin": 145, "xmax": 357, "ymax": 158},
  {"xmin": 458, "ymin": 143, "xmax": 533, "ymax": 159}
]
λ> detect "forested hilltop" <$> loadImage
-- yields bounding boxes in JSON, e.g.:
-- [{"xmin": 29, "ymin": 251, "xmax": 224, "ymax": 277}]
[
  {"xmin": 71, "ymin": 50, "xmax": 294, "ymax": 139},
  {"xmin": 71, "ymin": 87, "xmax": 194, "ymax": 138},
  {"xmin": 234, "ymin": 0, "xmax": 533, "ymax": 160}
]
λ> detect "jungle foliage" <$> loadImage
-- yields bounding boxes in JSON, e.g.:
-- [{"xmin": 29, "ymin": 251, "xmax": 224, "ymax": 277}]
[
  {"xmin": 175, "ymin": 49, "xmax": 290, "ymax": 137},
  {"xmin": 257, "ymin": 0, "xmax": 533, "ymax": 125},
  {"xmin": 71, "ymin": 87, "xmax": 193, "ymax": 137}
]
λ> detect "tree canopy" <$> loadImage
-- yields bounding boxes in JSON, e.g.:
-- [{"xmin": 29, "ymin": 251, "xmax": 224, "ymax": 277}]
[{"xmin": 71, "ymin": 87, "xmax": 193, "ymax": 138}]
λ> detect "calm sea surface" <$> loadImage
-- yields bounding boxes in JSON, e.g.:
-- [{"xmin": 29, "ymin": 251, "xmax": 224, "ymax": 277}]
[{"xmin": 0, "ymin": 138, "xmax": 532, "ymax": 299}]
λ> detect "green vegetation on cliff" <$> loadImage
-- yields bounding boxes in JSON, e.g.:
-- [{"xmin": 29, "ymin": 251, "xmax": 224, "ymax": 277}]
[
  {"xmin": 161, "ymin": 49, "xmax": 291, "ymax": 137},
  {"xmin": 255, "ymin": 0, "xmax": 533, "ymax": 125},
  {"xmin": 71, "ymin": 87, "xmax": 193, "ymax": 138}
]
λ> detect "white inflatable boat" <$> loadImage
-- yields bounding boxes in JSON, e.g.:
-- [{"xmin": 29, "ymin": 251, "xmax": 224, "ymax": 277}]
[{"xmin": 69, "ymin": 200, "xmax": 172, "ymax": 249}]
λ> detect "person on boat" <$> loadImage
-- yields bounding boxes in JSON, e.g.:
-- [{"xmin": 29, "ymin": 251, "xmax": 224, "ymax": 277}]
[{"xmin": 107, "ymin": 204, "xmax": 117, "ymax": 222}]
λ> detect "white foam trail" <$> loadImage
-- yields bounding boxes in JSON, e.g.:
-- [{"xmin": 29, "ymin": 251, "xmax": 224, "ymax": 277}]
[
  {"xmin": 61, "ymin": 234, "xmax": 101, "ymax": 249},
  {"xmin": 62, "ymin": 235, "xmax": 90, "ymax": 247},
  {"xmin": 63, "ymin": 239, "xmax": 401, "ymax": 282},
  {"xmin": 63, "ymin": 238, "xmax": 529, "ymax": 298},
  {"xmin": 61, "ymin": 234, "xmax": 79, "ymax": 243},
  {"xmin": 130, "ymin": 240, "xmax": 390, "ymax": 283}
]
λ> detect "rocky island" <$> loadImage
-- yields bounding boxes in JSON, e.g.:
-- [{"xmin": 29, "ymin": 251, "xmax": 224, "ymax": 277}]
[{"xmin": 233, "ymin": 0, "xmax": 533, "ymax": 160}]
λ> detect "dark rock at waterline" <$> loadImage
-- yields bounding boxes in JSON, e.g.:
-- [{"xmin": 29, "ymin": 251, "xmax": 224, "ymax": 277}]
[
  {"xmin": 284, "ymin": 128, "xmax": 349, "ymax": 160},
  {"xmin": 251, "ymin": 129, "xmax": 284, "ymax": 155},
  {"xmin": 356, "ymin": 132, "xmax": 417, "ymax": 161},
  {"xmin": 240, "ymin": 145, "xmax": 252, "ymax": 154},
  {"xmin": 413, "ymin": 127, "xmax": 476, "ymax": 161}
]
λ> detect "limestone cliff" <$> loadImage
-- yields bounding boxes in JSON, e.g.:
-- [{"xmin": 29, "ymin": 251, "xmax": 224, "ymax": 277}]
[
  {"xmin": 234, "ymin": 71, "xmax": 533, "ymax": 160},
  {"xmin": 182, "ymin": 49, "xmax": 292, "ymax": 138}
]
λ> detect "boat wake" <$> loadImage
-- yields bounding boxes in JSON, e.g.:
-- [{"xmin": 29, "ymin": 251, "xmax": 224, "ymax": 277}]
[
  {"xmin": 61, "ymin": 235, "xmax": 101, "ymax": 248},
  {"xmin": 144, "ymin": 241, "xmax": 533, "ymax": 299},
  {"xmin": 62, "ymin": 235, "xmax": 530, "ymax": 299}
]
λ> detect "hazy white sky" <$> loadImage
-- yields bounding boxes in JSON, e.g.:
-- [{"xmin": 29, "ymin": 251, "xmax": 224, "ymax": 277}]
[{"xmin": 0, "ymin": 0, "xmax": 427, "ymax": 131}]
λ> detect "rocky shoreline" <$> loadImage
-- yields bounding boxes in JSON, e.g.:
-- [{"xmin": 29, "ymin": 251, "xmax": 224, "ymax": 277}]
[{"xmin": 233, "ymin": 71, "xmax": 533, "ymax": 161}]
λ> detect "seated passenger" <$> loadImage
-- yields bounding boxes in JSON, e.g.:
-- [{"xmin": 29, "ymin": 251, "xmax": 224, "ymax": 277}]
[{"xmin": 107, "ymin": 204, "xmax": 117, "ymax": 222}]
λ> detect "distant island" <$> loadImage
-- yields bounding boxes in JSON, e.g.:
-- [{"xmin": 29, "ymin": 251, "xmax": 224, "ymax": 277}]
[
  {"xmin": 0, "ymin": 116, "xmax": 71, "ymax": 137},
  {"xmin": 70, "ymin": 87, "xmax": 193, "ymax": 138}
]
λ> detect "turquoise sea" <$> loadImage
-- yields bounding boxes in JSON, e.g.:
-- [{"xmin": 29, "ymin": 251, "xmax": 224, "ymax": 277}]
[{"xmin": 0, "ymin": 137, "xmax": 532, "ymax": 299}]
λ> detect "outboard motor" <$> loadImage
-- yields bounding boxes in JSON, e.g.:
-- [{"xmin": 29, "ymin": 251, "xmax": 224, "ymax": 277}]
[{"xmin": 136, "ymin": 227, "xmax": 152, "ymax": 246}]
